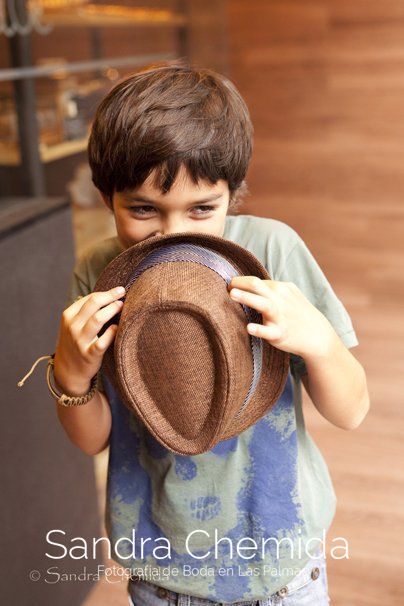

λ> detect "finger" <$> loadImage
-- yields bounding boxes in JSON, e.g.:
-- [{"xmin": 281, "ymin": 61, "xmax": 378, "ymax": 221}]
[
  {"xmin": 80, "ymin": 299, "xmax": 124, "ymax": 342},
  {"xmin": 228, "ymin": 275, "xmax": 263, "ymax": 293},
  {"xmin": 229, "ymin": 287, "xmax": 277, "ymax": 320},
  {"xmin": 88, "ymin": 323, "xmax": 118, "ymax": 357},
  {"xmin": 247, "ymin": 322, "xmax": 283, "ymax": 341},
  {"xmin": 62, "ymin": 292, "xmax": 93, "ymax": 321},
  {"xmin": 229, "ymin": 277, "xmax": 276, "ymax": 301},
  {"xmin": 72, "ymin": 286, "xmax": 126, "ymax": 327}
]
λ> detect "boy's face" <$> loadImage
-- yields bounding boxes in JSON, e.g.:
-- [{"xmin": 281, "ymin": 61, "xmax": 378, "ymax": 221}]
[{"xmin": 104, "ymin": 165, "xmax": 231, "ymax": 250}]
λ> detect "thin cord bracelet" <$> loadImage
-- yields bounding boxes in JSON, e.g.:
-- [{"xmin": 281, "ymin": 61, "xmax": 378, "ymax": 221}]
[{"xmin": 17, "ymin": 353, "xmax": 98, "ymax": 407}]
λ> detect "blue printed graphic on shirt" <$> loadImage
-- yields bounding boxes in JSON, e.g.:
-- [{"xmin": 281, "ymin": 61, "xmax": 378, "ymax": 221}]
[{"xmin": 103, "ymin": 370, "xmax": 306, "ymax": 601}]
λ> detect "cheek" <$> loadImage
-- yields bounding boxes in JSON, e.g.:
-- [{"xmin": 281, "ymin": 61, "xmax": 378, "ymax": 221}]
[
  {"xmin": 212, "ymin": 208, "xmax": 229, "ymax": 234},
  {"xmin": 114, "ymin": 213, "xmax": 149, "ymax": 245}
]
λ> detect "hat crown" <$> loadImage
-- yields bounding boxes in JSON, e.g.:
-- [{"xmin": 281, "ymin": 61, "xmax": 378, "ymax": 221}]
[{"xmin": 123, "ymin": 242, "xmax": 264, "ymax": 409}]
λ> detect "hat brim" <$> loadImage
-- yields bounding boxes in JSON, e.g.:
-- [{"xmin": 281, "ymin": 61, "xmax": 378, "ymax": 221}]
[{"xmin": 94, "ymin": 231, "xmax": 290, "ymax": 454}]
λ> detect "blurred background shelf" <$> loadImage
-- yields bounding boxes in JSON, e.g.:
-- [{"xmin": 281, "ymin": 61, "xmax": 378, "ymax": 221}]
[
  {"xmin": 0, "ymin": 136, "xmax": 88, "ymax": 165},
  {"xmin": 0, "ymin": 4, "xmax": 177, "ymax": 196},
  {"xmin": 41, "ymin": 5, "xmax": 187, "ymax": 28},
  {"xmin": 0, "ymin": 1, "xmax": 228, "ymax": 199}
]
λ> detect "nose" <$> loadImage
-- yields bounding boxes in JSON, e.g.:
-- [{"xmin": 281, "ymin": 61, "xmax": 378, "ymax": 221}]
[{"xmin": 153, "ymin": 224, "xmax": 188, "ymax": 237}]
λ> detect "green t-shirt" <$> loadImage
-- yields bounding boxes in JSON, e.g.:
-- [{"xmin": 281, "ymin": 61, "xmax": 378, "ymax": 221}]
[{"xmin": 66, "ymin": 214, "xmax": 358, "ymax": 601}]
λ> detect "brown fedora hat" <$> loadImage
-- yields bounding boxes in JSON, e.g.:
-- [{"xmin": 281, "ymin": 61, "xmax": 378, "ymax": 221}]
[{"xmin": 93, "ymin": 231, "xmax": 289, "ymax": 455}]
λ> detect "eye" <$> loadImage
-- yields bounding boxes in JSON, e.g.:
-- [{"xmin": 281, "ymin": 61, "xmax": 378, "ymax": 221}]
[
  {"xmin": 192, "ymin": 205, "xmax": 215, "ymax": 215},
  {"xmin": 129, "ymin": 205, "xmax": 155, "ymax": 216}
]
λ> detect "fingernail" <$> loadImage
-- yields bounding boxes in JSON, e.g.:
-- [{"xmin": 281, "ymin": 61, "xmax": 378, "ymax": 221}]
[
  {"xmin": 231, "ymin": 288, "xmax": 241, "ymax": 298},
  {"xmin": 114, "ymin": 286, "xmax": 125, "ymax": 294}
]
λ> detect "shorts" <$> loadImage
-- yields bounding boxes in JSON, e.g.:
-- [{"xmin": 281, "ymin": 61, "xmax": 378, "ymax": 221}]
[{"xmin": 127, "ymin": 549, "xmax": 330, "ymax": 606}]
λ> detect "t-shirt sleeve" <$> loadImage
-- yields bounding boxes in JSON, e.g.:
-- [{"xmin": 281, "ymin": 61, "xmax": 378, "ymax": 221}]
[
  {"xmin": 273, "ymin": 228, "xmax": 359, "ymax": 379},
  {"xmin": 65, "ymin": 266, "xmax": 91, "ymax": 308}
]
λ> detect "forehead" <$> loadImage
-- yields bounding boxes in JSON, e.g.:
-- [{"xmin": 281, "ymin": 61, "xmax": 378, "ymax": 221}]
[
  {"xmin": 121, "ymin": 166, "xmax": 228, "ymax": 204},
  {"xmin": 146, "ymin": 165, "xmax": 224, "ymax": 194}
]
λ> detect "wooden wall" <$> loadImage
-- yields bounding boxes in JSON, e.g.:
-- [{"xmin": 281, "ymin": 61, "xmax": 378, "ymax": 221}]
[{"xmin": 229, "ymin": 3, "xmax": 404, "ymax": 605}]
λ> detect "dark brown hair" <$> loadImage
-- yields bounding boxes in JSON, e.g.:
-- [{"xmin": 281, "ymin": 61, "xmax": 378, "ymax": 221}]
[{"xmin": 88, "ymin": 62, "xmax": 253, "ymax": 209}]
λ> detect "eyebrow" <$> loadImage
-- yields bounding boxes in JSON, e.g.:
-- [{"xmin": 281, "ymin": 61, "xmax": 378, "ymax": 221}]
[{"xmin": 124, "ymin": 193, "xmax": 224, "ymax": 205}]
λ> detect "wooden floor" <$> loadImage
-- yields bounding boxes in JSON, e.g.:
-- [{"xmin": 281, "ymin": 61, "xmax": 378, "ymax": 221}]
[{"xmin": 75, "ymin": 2, "xmax": 404, "ymax": 605}]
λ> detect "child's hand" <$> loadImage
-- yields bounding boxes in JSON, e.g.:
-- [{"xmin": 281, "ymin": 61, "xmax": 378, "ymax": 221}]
[
  {"xmin": 228, "ymin": 277, "xmax": 335, "ymax": 360},
  {"xmin": 53, "ymin": 286, "xmax": 125, "ymax": 394}
]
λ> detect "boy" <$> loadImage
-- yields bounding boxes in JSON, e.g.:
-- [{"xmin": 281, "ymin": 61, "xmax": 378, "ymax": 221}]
[{"xmin": 54, "ymin": 63, "xmax": 369, "ymax": 604}]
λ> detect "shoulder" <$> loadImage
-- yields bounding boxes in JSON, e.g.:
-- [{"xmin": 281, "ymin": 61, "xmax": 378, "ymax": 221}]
[
  {"xmin": 224, "ymin": 214, "xmax": 302, "ymax": 279},
  {"xmin": 73, "ymin": 236, "xmax": 124, "ymax": 292},
  {"xmin": 225, "ymin": 213, "xmax": 300, "ymax": 242},
  {"xmin": 78, "ymin": 235, "xmax": 124, "ymax": 268}
]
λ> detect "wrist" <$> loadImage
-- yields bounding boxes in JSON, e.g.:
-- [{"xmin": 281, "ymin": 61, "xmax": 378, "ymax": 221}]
[
  {"xmin": 303, "ymin": 325, "xmax": 340, "ymax": 366},
  {"xmin": 53, "ymin": 370, "xmax": 92, "ymax": 397},
  {"xmin": 49, "ymin": 360, "xmax": 98, "ymax": 407},
  {"xmin": 53, "ymin": 353, "xmax": 95, "ymax": 396}
]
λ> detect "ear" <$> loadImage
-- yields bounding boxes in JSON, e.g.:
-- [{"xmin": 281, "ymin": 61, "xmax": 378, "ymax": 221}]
[{"xmin": 229, "ymin": 180, "xmax": 249, "ymax": 212}]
